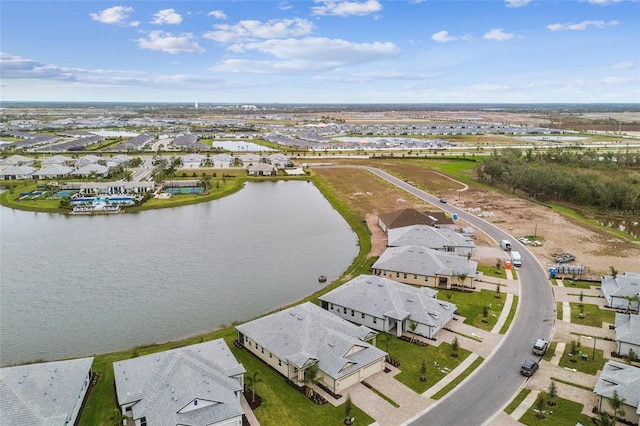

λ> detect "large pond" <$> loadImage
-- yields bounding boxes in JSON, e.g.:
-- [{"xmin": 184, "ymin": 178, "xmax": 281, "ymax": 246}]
[{"xmin": 0, "ymin": 181, "xmax": 358, "ymax": 366}]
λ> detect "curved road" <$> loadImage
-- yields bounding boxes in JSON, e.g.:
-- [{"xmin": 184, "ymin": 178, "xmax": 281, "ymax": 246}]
[{"xmin": 318, "ymin": 165, "xmax": 556, "ymax": 426}]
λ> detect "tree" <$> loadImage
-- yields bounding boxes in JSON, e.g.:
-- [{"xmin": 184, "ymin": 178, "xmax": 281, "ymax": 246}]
[
  {"xmin": 548, "ymin": 381, "xmax": 557, "ymax": 406},
  {"xmin": 623, "ymin": 294, "xmax": 640, "ymax": 314},
  {"xmin": 482, "ymin": 305, "xmax": 489, "ymax": 323},
  {"xmin": 535, "ymin": 394, "xmax": 546, "ymax": 419},
  {"xmin": 380, "ymin": 332, "xmax": 392, "ymax": 354},
  {"xmin": 451, "ymin": 336, "xmax": 460, "ymax": 357},
  {"xmin": 420, "ymin": 359, "xmax": 427, "ymax": 382},
  {"xmin": 596, "ymin": 410, "xmax": 615, "ymax": 426},
  {"xmin": 609, "ymin": 390, "xmax": 626, "ymax": 423},
  {"xmin": 495, "ymin": 284, "xmax": 501, "ymax": 298},
  {"xmin": 304, "ymin": 364, "xmax": 319, "ymax": 398},
  {"xmin": 245, "ymin": 371, "xmax": 263, "ymax": 403},
  {"xmin": 409, "ymin": 321, "xmax": 418, "ymax": 343},
  {"xmin": 609, "ymin": 266, "xmax": 618, "ymax": 278},
  {"xmin": 457, "ymin": 272, "xmax": 468, "ymax": 288},
  {"xmin": 344, "ymin": 394, "xmax": 353, "ymax": 424},
  {"xmin": 628, "ymin": 347, "xmax": 638, "ymax": 364}
]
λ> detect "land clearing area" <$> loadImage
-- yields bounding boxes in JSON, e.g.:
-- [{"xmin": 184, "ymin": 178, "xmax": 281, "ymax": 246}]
[{"xmin": 313, "ymin": 161, "xmax": 640, "ymax": 277}]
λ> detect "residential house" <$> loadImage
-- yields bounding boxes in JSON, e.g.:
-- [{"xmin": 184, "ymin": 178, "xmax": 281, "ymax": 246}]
[
  {"xmin": 0, "ymin": 357, "xmax": 94, "ymax": 425},
  {"xmin": 601, "ymin": 272, "xmax": 640, "ymax": 311},
  {"xmin": 211, "ymin": 153, "xmax": 234, "ymax": 168},
  {"xmin": 593, "ymin": 360, "xmax": 640, "ymax": 425},
  {"xmin": 74, "ymin": 155, "xmax": 101, "ymax": 168},
  {"xmin": 247, "ymin": 163, "xmax": 275, "ymax": 176},
  {"xmin": 615, "ymin": 313, "xmax": 640, "ymax": 357},
  {"xmin": 236, "ymin": 302, "xmax": 386, "ymax": 396},
  {"xmin": 34, "ymin": 164, "xmax": 74, "ymax": 179},
  {"xmin": 378, "ymin": 208, "xmax": 451, "ymax": 233},
  {"xmin": 180, "ymin": 154, "xmax": 206, "ymax": 168},
  {"xmin": 40, "ymin": 155, "xmax": 73, "ymax": 166},
  {"xmin": 423, "ymin": 211, "xmax": 456, "ymax": 230},
  {"xmin": 239, "ymin": 153, "xmax": 262, "ymax": 166},
  {"xmin": 79, "ymin": 181, "xmax": 154, "ymax": 195},
  {"xmin": 0, "ymin": 154, "xmax": 35, "ymax": 166},
  {"xmin": 372, "ymin": 245, "xmax": 478, "ymax": 290},
  {"xmin": 0, "ymin": 165, "xmax": 36, "ymax": 180},
  {"xmin": 319, "ymin": 274, "xmax": 456, "ymax": 339},
  {"xmin": 70, "ymin": 163, "xmax": 109, "ymax": 178},
  {"xmin": 387, "ymin": 225, "xmax": 475, "ymax": 257},
  {"xmin": 106, "ymin": 154, "xmax": 133, "ymax": 168},
  {"xmin": 266, "ymin": 153, "xmax": 290, "ymax": 168},
  {"xmin": 113, "ymin": 339, "xmax": 245, "ymax": 426}
]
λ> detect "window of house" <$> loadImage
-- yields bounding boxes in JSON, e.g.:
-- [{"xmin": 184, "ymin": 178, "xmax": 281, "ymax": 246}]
[
  {"xmin": 278, "ymin": 360, "xmax": 282, "ymax": 367},
  {"xmin": 373, "ymin": 317, "xmax": 377, "ymax": 324},
  {"xmin": 351, "ymin": 310, "xmax": 355, "ymax": 317},
  {"xmin": 414, "ymin": 274, "xmax": 418, "ymax": 279},
  {"xmin": 261, "ymin": 347, "xmax": 264, "ymax": 354},
  {"xmin": 396, "ymin": 272, "xmax": 400, "ymax": 278},
  {"xmin": 343, "ymin": 307, "xmax": 347, "ymax": 314},
  {"xmin": 141, "ymin": 418, "xmax": 147, "ymax": 426},
  {"xmin": 330, "ymin": 304, "xmax": 334, "ymax": 310},
  {"xmin": 255, "ymin": 343, "xmax": 258, "ymax": 349},
  {"xmin": 361, "ymin": 313, "xmax": 365, "ymax": 319},
  {"xmin": 404, "ymin": 273, "xmax": 407, "ymax": 279}
]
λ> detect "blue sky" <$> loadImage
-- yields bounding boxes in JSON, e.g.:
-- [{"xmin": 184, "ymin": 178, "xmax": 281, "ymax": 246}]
[{"xmin": 1, "ymin": 0, "xmax": 639, "ymax": 103}]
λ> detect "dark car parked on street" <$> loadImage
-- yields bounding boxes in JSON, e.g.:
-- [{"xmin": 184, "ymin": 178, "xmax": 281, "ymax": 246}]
[{"xmin": 520, "ymin": 359, "xmax": 539, "ymax": 377}]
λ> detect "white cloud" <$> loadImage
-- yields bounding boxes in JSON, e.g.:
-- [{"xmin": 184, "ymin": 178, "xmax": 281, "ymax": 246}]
[
  {"xmin": 352, "ymin": 70, "xmax": 441, "ymax": 80},
  {"xmin": 152, "ymin": 9, "xmax": 183, "ymax": 25},
  {"xmin": 279, "ymin": 2, "xmax": 294, "ymax": 10},
  {"xmin": 505, "ymin": 0, "xmax": 531, "ymax": 7},
  {"xmin": 0, "ymin": 53, "xmax": 75, "ymax": 80},
  {"xmin": 483, "ymin": 28, "xmax": 514, "ymax": 41},
  {"xmin": 208, "ymin": 10, "xmax": 227, "ymax": 20},
  {"xmin": 586, "ymin": 0, "xmax": 623, "ymax": 5},
  {"xmin": 610, "ymin": 61, "xmax": 635, "ymax": 70},
  {"xmin": 89, "ymin": 6, "xmax": 134, "ymax": 25},
  {"xmin": 203, "ymin": 18, "xmax": 314, "ymax": 43},
  {"xmin": 311, "ymin": 0, "xmax": 382, "ymax": 17},
  {"xmin": 235, "ymin": 37, "xmax": 398, "ymax": 62},
  {"xmin": 211, "ymin": 37, "xmax": 399, "ymax": 74},
  {"xmin": 547, "ymin": 20, "xmax": 619, "ymax": 31},
  {"xmin": 136, "ymin": 31, "xmax": 205, "ymax": 54},
  {"xmin": 432, "ymin": 31, "xmax": 458, "ymax": 43}
]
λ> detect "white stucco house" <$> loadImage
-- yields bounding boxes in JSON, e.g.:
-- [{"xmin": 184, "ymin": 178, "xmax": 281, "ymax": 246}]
[
  {"xmin": 319, "ymin": 275, "xmax": 457, "ymax": 339},
  {"xmin": 0, "ymin": 165, "xmax": 36, "ymax": 180},
  {"xmin": 593, "ymin": 360, "xmax": 640, "ymax": 425},
  {"xmin": 615, "ymin": 313, "xmax": 640, "ymax": 358},
  {"xmin": 239, "ymin": 153, "xmax": 262, "ymax": 166},
  {"xmin": 180, "ymin": 153, "xmax": 206, "ymax": 168},
  {"xmin": 70, "ymin": 163, "xmax": 109, "ymax": 177},
  {"xmin": 211, "ymin": 153, "xmax": 234, "ymax": 168},
  {"xmin": 601, "ymin": 272, "xmax": 640, "ymax": 311},
  {"xmin": 34, "ymin": 164, "xmax": 74, "ymax": 179},
  {"xmin": 0, "ymin": 154, "xmax": 35, "ymax": 166},
  {"xmin": 236, "ymin": 302, "xmax": 386, "ymax": 396},
  {"xmin": 387, "ymin": 225, "xmax": 475, "ymax": 257},
  {"xmin": 1, "ymin": 357, "xmax": 94, "ymax": 425},
  {"xmin": 372, "ymin": 245, "xmax": 478, "ymax": 290},
  {"xmin": 113, "ymin": 339, "xmax": 245, "ymax": 426}
]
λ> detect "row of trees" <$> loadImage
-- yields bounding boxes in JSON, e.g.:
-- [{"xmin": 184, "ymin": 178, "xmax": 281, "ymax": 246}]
[{"xmin": 477, "ymin": 150, "xmax": 640, "ymax": 211}]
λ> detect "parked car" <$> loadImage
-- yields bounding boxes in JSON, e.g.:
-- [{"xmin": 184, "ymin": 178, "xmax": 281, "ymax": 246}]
[
  {"xmin": 520, "ymin": 359, "xmax": 539, "ymax": 377},
  {"xmin": 439, "ymin": 197, "xmax": 447, "ymax": 203},
  {"xmin": 532, "ymin": 339, "xmax": 549, "ymax": 356}
]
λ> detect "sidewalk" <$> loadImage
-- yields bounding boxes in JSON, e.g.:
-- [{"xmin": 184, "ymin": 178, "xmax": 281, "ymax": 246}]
[
  {"xmin": 509, "ymin": 389, "xmax": 540, "ymax": 421},
  {"xmin": 422, "ymin": 353, "xmax": 480, "ymax": 398}
]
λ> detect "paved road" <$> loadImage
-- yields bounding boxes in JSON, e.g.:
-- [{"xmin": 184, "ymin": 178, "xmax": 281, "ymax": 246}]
[{"xmin": 318, "ymin": 165, "xmax": 556, "ymax": 426}]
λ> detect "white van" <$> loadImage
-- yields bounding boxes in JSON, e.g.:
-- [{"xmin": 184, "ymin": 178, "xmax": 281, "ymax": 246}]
[
  {"xmin": 511, "ymin": 251, "xmax": 522, "ymax": 267},
  {"xmin": 500, "ymin": 240, "xmax": 512, "ymax": 251}
]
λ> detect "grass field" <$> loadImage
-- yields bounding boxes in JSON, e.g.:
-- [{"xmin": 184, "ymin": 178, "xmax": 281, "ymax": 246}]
[
  {"xmin": 518, "ymin": 392, "xmax": 593, "ymax": 426},
  {"xmin": 569, "ymin": 303, "xmax": 616, "ymax": 328},
  {"xmin": 437, "ymin": 289, "xmax": 507, "ymax": 331}
]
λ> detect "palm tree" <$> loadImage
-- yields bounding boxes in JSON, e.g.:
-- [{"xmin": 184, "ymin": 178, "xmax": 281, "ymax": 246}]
[
  {"xmin": 596, "ymin": 410, "xmax": 615, "ymax": 426},
  {"xmin": 304, "ymin": 364, "xmax": 319, "ymax": 398},
  {"xmin": 451, "ymin": 336, "xmax": 460, "ymax": 358},
  {"xmin": 609, "ymin": 266, "xmax": 618, "ymax": 278},
  {"xmin": 245, "ymin": 371, "xmax": 263, "ymax": 403},
  {"xmin": 408, "ymin": 321, "xmax": 418, "ymax": 343},
  {"xmin": 609, "ymin": 390, "xmax": 626, "ymax": 423},
  {"xmin": 623, "ymin": 294, "xmax": 640, "ymax": 314},
  {"xmin": 457, "ymin": 272, "xmax": 468, "ymax": 288},
  {"xmin": 628, "ymin": 348, "xmax": 637, "ymax": 364},
  {"xmin": 535, "ymin": 394, "xmax": 546, "ymax": 419}
]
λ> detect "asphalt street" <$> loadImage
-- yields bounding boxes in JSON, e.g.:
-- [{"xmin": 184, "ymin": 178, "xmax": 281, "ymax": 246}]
[{"xmin": 336, "ymin": 166, "xmax": 556, "ymax": 426}]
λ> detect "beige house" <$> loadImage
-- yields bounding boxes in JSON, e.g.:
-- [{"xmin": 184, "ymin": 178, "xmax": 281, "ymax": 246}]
[
  {"xmin": 236, "ymin": 302, "xmax": 386, "ymax": 396},
  {"xmin": 372, "ymin": 245, "xmax": 477, "ymax": 290},
  {"xmin": 593, "ymin": 361, "xmax": 640, "ymax": 425}
]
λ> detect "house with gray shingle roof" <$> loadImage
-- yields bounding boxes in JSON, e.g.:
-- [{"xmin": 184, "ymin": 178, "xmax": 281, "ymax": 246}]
[
  {"xmin": 236, "ymin": 302, "xmax": 386, "ymax": 395},
  {"xmin": 372, "ymin": 245, "xmax": 477, "ymax": 290},
  {"xmin": 319, "ymin": 275, "xmax": 456, "ymax": 339},
  {"xmin": 601, "ymin": 272, "xmax": 640, "ymax": 311},
  {"xmin": 0, "ymin": 154, "xmax": 35, "ymax": 166},
  {"xmin": 34, "ymin": 164, "xmax": 74, "ymax": 179},
  {"xmin": 0, "ymin": 165, "xmax": 36, "ymax": 180},
  {"xmin": 40, "ymin": 155, "xmax": 73, "ymax": 166},
  {"xmin": 593, "ymin": 360, "xmax": 640, "ymax": 425},
  {"xmin": 211, "ymin": 153, "xmax": 234, "ymax": 168},
  {"xmin": 615, "ymin": 313, "xmax": 640, "ymax": 357},
  {"xmin": 180, "ymin": 154, "xmax": 206, "ymax": 169},
  {"xmin": 0, "ymin": 357, "xmax": 94, "ymax": 426},
  {"xmin": 70, "ymin": 163, "xmax": 109, "ymax": 177},
  {"xmin": 113, "ymin": 339, "xmax": 245, "ymax": 426},
  {"xmin": 388, "ymin": 225, "xmax": 475, "ymax": 257}
]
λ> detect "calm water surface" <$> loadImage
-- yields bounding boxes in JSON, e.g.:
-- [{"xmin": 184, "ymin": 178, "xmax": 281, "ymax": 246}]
[{"xmin": 0, "ymin": 181, "xmax": 358, "ymax": 365}]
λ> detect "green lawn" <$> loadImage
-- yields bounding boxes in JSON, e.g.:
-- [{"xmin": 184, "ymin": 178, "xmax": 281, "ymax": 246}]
[
  {"xmin": 557, "ymin": 341, "xmax": 606, "ymax": 375},
  {"xmin": 562, "ymin": 279, "xmax": 600, "ymax": 289},
  {"xmin": 505, "ymin": 388, "xmax": 532, "ymax": 414},
  {"xmin": 499, "ymin": 295, "xmax": 518, "ymax": 334},
  {"xmin": 518, "ymin": 392, "xmax": 593, "ymax": 426},
  {"xmin": 79, "ymin": 328, "xmax": 374, "ymax": 426},
  {"xmin": 477, "ymin": 264, "xmax": 507, "ymax": 280},
  {"xmin": 543, "ymin": 342, "xmax": 558, "ymax": 362},
  {"xmin": 431, "ymin": 356, "xmax": 484, "ymax": 400},
  {"xmin": 376, "ymin": 335, "xmax": 471, "ymax": 394},
  {"xmin": 569, "ymin": 303, "xmax": 616, "ymax": 327},
  {"xmin": 437, "ymin": 289, "xmax": 506, "ymax": 331}
]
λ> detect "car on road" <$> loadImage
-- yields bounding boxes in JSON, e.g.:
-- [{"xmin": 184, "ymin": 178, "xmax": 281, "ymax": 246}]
[
  {"xmin": 439, "ymin": 197, "xmax": 447, "ymax": 203},
  {"xmin": 532, "ymin": 339, "xmax": 549, "ymax": 356},
  {"xmin": 520, "ymin": 359, "xmax": 539, "ymax": 377}
]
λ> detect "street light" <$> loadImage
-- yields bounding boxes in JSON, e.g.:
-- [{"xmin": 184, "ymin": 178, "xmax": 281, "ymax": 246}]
[{"xmin": 581, "ymin": 335, "xmax": 596, "ymax": 362}]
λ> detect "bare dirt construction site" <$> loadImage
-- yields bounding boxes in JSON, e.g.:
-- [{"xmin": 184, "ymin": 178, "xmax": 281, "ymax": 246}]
[{"xmin": 313, "ymin": 165, "xmax": 640, "ymax": 278}]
